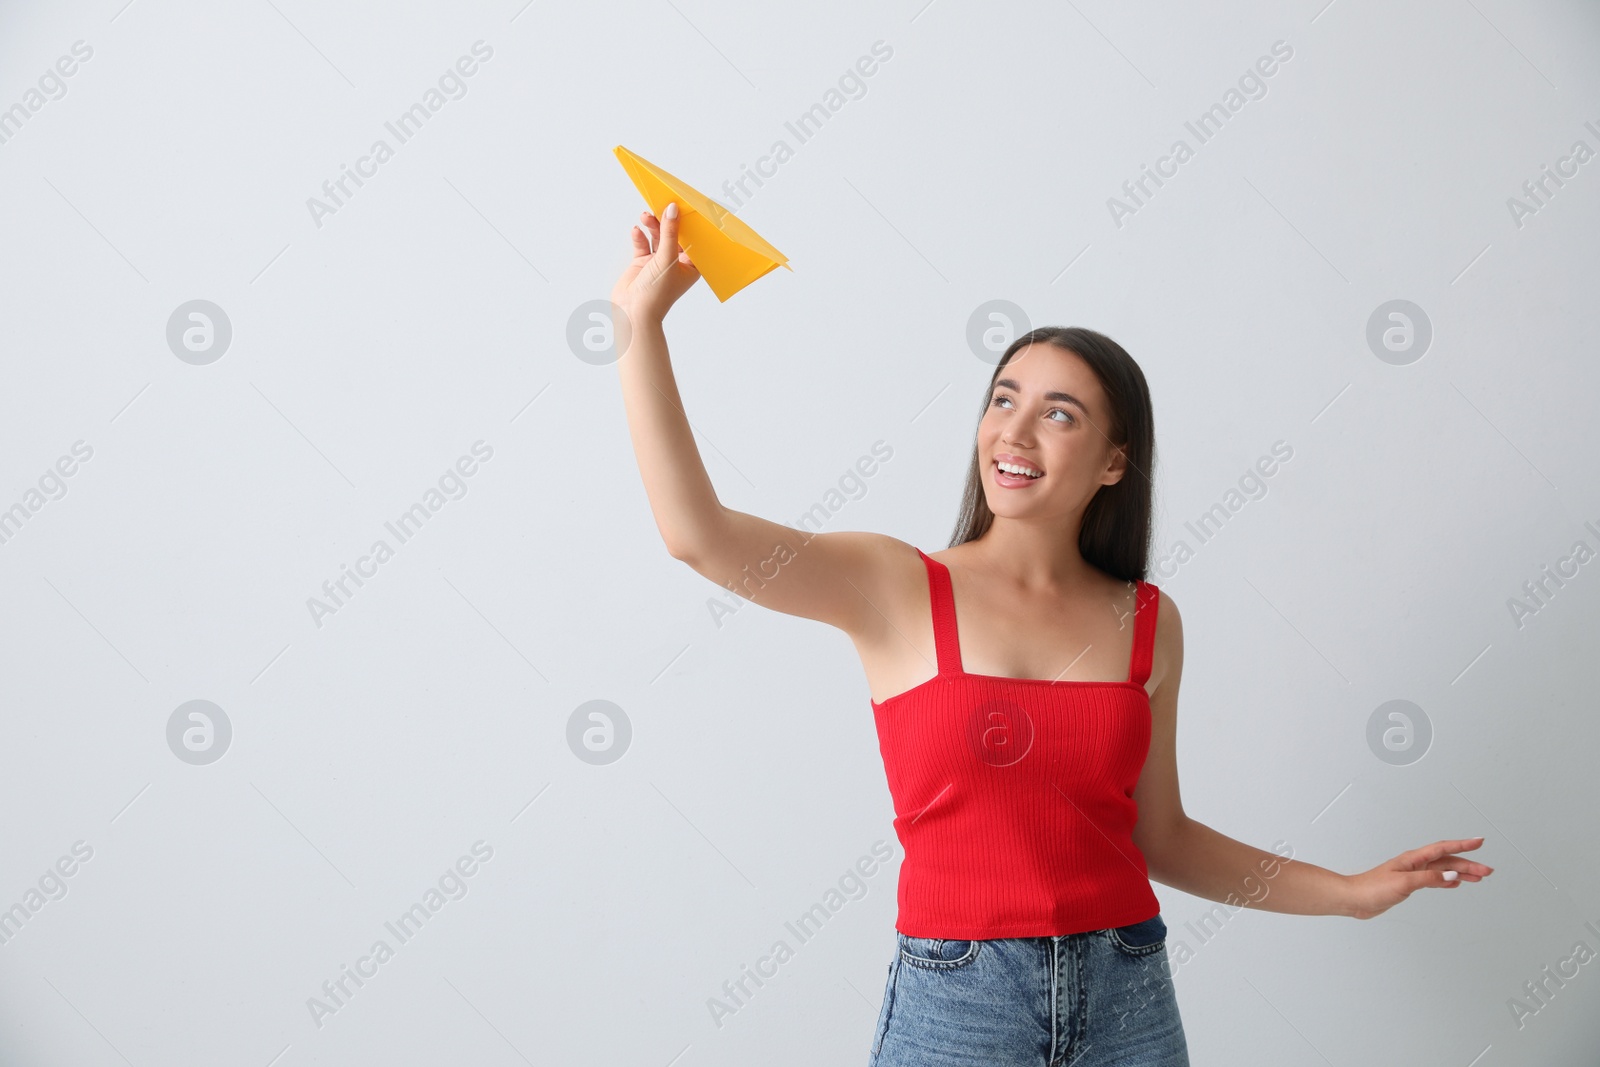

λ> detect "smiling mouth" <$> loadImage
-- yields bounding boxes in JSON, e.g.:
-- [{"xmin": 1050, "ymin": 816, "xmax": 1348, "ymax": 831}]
[{"xmin": 993, "ymin": 459, "xmax": 1045, "ymax": 484}]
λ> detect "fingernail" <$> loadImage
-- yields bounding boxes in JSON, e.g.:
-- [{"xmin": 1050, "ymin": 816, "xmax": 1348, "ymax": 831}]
[
  {"xmin": 664, "ymin": 202, "xmax": 678, "ymax": 219},
  {"xmin": 1442, "ymin": 871, "xmax": 1458, "ymax": 881}
]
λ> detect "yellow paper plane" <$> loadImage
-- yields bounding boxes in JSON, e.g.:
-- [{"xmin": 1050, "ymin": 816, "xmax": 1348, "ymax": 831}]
[{"xmin": 614, "ymin": 145, "xmax": 790, "ymax": 302}]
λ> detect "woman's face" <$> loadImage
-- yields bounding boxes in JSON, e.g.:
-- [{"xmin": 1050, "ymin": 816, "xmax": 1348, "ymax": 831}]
[{"xmin": 976, "ymin": 343, "xmax": 1126, "ymax": 520}]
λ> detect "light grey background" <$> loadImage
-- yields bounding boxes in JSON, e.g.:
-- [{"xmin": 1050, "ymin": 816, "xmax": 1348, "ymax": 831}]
[{"xmin": 2, "ymin": 0, "xmax": 1598, "ymax": 1063}]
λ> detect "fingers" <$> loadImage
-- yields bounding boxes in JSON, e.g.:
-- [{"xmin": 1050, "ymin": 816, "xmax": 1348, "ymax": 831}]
[
  {"xmin": 628, "ymin": 210, "xmax": 657, "ymax": 258},
  {"xmin": 628, "ymin": 222, "xmax": 651, "ymax": 256},
  {"xmin": 1392, "ymin": 869, "xmax": 1461, "ymax": 897},
  {"xmin": 1393, "ymin": 838, "xmax": 1493, "ymax": 879},
  {"xmin": 654, "ymin": 202, "xmax": 682, "ymax": 264},
  {"xmin": 639, "ymin": 207, "xmax": 666, "ymax": 240},
  {"xmin": 626, "ymin": 204, "xmax": 699, "ymax": 309},
  {"xmin": 1429, "ymin": 856, "xmax": 1492, "ymax": 881},
  {"xmin": 1413, "ymin": 837, "xmax": 1486, "ymax": 864},
  {"xmin": 640, "ymin": 204, "xmax": 698, "ymax": 270},
  {"xmin": 1443, "ymin": 836, "xmax": 1486, "ymax": 853}
]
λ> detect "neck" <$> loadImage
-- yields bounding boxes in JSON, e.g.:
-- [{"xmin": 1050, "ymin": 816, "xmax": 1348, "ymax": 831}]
[{"xmin": 968, "ymin": 514, "xmax": 1095, "ymax": 589}]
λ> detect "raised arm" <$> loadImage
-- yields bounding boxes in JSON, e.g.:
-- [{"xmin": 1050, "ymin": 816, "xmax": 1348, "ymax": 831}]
[{"xmin": 609, "ymin": 202, "xmax": 907, "ymax": 638}]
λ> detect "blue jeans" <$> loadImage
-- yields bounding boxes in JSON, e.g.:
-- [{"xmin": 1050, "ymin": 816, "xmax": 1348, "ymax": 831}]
[{"xmin": 868, "ymin": 914, "xmax": 1189, "ymax": 1066}]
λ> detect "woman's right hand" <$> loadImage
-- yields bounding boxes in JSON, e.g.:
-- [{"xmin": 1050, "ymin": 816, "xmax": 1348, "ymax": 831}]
[{"xmin": 610, "ymin": 201, "xmax": 701, "ymax": 327}]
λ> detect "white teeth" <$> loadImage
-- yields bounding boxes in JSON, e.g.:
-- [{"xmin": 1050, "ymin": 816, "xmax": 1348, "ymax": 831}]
[{"xmin": 997, "ymin": 461, "xmax": 1042, "ymax": 478}]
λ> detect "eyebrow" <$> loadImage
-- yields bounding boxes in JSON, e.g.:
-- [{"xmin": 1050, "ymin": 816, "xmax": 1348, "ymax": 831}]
[{"xmin": 992, "ymin": 378, "xmax": 1090, "ymax": 414}]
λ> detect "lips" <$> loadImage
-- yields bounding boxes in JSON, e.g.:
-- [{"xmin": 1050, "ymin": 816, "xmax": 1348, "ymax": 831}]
[{"xmin": 992, "ymin": 453, "xmax": 1044, "ymax": 488}]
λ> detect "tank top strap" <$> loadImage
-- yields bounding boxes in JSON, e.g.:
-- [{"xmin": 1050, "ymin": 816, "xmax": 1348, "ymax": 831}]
[
  {"xmin": 1127, "ymin": 579, "xmax": 1160, "ymax": 686},
  {"xmin": 914, "ymin": 548, "xmax": 963, "ymax": 675}
]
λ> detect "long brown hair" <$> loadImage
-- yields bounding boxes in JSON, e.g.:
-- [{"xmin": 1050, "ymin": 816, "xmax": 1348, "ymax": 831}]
[{"xmin": 949, "ymin": 326, "xmax": 1156, "ymax": 582}]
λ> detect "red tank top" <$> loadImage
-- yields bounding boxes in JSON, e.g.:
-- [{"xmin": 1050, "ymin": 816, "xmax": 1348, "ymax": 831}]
[{"xmin": 871, "ymin": 547, "xmax": 1162, "ymax": 939}]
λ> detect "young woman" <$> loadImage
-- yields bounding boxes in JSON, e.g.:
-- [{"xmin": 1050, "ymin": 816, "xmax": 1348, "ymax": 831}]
[{"xmin": 610, "ymin": 201, "xmax": 1494, "ymax": 1066}]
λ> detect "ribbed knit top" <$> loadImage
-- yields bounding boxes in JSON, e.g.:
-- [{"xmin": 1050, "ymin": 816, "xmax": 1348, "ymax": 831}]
[{"xmin": 870, "ymin": 548, "xmax": 1162, "ymax": 939}]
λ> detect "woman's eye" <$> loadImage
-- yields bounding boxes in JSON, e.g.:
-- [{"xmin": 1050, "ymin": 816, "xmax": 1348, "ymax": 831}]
[{"xmin": 991, "ymin": 395, "xmax": 1074, "ymax": 425}]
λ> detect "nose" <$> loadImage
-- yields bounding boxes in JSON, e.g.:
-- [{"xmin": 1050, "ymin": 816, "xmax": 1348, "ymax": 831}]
[{"xmin": 1002, "ymin": 430, "xmax": 1035, "ymax": 449}]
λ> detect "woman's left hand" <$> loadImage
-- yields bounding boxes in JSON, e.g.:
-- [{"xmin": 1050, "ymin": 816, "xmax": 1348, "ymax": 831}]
[{"xmin": 1343, "ymin": 836, "xmax": 1493, "ymax": 919}]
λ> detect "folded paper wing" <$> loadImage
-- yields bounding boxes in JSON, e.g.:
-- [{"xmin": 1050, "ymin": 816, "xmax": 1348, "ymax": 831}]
[{"xmin": 614, "ymin": 145, "xmax": 791, "ymax": 302}]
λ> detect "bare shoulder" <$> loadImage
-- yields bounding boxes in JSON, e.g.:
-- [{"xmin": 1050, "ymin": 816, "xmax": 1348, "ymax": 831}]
[
  {"xmin": 1150, "ymin": 586, "xmax": 1183, "ymax": 632},
  {"xmin": 1148, "ymin": 586, "xmax": 1185, "ymax": 699},
  {"xmin": 803, "ymin": 529, "xmax": 923, "ymax": 584},
  {"xmin": 825, "ymin": 529, "xmax": 922, "ymax": 565}
]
